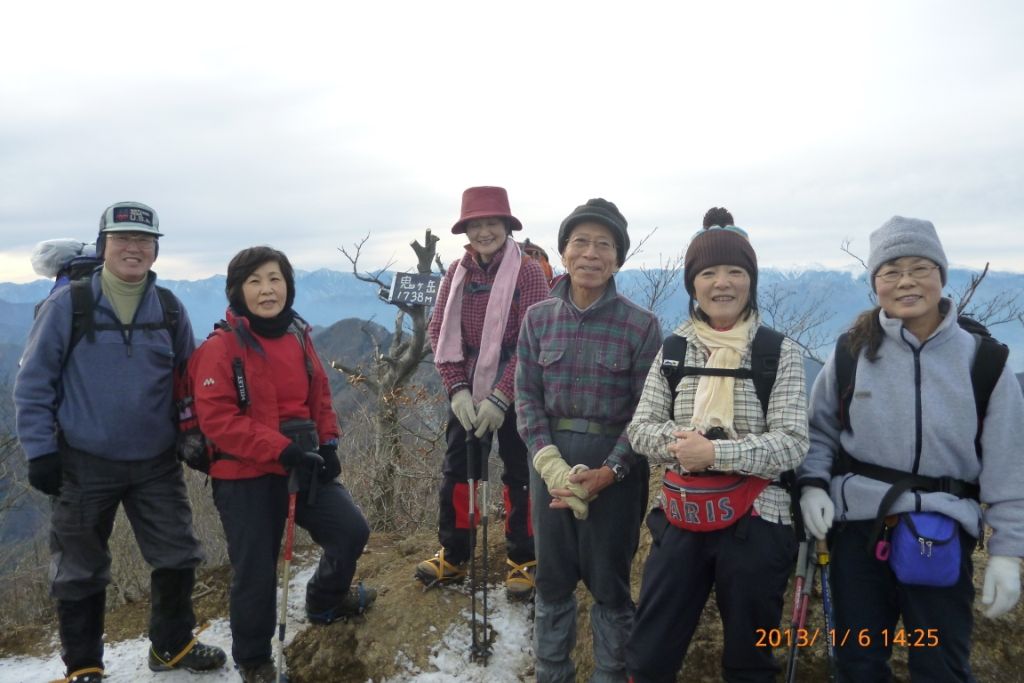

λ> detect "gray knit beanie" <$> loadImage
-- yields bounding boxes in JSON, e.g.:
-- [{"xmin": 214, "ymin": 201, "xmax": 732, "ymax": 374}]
[{"xmin": 867, "ymin": 216, "xmax": 948, "ymax": 290}]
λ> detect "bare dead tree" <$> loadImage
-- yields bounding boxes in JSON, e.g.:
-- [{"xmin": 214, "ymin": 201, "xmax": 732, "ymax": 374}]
[
  {"xmin": 759, "ymin": 283, "xmax": 835, "ymax": 363},
  {"xmin": 331, "ymin": 230, "xmax": 441, "ymax": 529}
]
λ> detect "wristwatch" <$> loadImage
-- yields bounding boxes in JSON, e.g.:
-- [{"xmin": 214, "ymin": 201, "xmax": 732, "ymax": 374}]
[{"xmin": 605, "ymin": 460, "xmax": 628, "ymax": 483}]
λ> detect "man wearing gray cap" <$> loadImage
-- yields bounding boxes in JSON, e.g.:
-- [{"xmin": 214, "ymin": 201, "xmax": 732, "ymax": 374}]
[{"xmin": 14, "ymin": 202, "xmax": 225, "ymax": 682}]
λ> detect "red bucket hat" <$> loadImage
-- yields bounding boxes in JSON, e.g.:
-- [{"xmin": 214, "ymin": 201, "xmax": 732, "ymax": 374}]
[{"xmin": 451, "ymin": 186, "xmax": 523, "ymax": 234}]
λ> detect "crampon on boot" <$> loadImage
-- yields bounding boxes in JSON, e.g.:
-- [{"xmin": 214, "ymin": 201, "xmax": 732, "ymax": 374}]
[
  {"xmin": 148, "ymin": 623, "xmax": 226, "ymax": 672},
  {"xmin": 415, "ymin": 548, "xmax": 467, "ymax": 588}
]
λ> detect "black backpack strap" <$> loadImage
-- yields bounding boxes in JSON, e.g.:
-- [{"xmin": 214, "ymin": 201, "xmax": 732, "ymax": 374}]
[
  {"xmin": 833, "ymin": 332, "xmax": 858, "ymax": 432},
  {"xmin": 969, "ymin": 334, "xmax": 1008, "ymax": 458},
  {"xmin": 154, "ymin": 285, "xmax": 181, "ymax": 342},
  {"xmin": 659, "ymin": 334, "xmax": 688, "ymax": 421},
  {"xmin": 749, "ymin": 326, "xmax": 785, "ymax": 418},
  {"xmin": 68, "ymin": 278, "xmax": 98, "ymax": 358}
]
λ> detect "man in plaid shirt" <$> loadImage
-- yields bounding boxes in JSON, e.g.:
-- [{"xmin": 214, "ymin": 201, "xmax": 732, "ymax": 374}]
[{"xmin": 516, "ymin": 198, "xmax": 661, "ymax": 683}]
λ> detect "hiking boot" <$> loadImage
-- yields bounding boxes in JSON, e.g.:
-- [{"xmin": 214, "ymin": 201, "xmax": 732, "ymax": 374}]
[
  {"xmin": 63, "ymin": 668, "xmax": 105, "ymax": 683},
  {"xmin": 505, "ymin": 558, "xmax": 537, "ymax": 601},
  {"xmin": 307, "ymin": 582, "xmax": 378, "ymax": 624},
  {"xmin": 415, "ymin": 549, "xmax": 467, "ymax": 587},
  {"xmin": 238, "ymin": 660, "xmax": 281, "ymax": 683},
  {"xmin": 148, "ymin": 638, "xmax": 227, "ymax": 672}
]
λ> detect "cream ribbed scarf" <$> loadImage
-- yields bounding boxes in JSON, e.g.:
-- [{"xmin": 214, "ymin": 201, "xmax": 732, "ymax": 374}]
[{"xmin": 689, "ymin": 317, "xmax": 754, "ymax": 438}]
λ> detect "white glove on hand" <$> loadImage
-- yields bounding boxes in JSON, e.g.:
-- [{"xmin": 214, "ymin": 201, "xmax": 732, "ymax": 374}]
[
  {"xmin": 450, "ymin": 389, "xmax": 477, "ymax": 431},
  {"xmin": 474, "ymin": 389, "xmax": 510, "ymax": 438},
  {"xmin": 982, "ymin": 555, "xmax": 1022, "ymax": 618},
  {"xmin": 800, "ymin": 487, "xmax": 835, "ymax": 541}
]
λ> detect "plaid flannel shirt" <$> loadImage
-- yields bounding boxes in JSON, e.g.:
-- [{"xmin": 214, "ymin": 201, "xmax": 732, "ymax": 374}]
[
  {"xmin": 515, "ymin": 277, "xmax": 661, "ymax": 471},
  {"xmin": 428, "ymin": 244, "xmax": 549, "ymax": 399},
  {"xmin": 626, "ymin": 318, "xmax": 809, "ymax": 523}
]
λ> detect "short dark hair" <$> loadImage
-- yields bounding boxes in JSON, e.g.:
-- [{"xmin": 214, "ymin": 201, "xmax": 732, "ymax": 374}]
[{"xmin": 225, "ymin": 246, "xmax": 296, "ymax": 313}]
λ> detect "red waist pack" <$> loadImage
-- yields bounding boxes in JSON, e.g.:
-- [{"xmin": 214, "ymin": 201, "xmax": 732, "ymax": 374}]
[{"xmin": 662, "ymin": 471, "xmax": 771, "ymax": 531}]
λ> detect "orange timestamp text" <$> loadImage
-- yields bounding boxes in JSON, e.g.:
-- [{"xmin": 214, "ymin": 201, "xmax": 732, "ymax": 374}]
[{"xmin": 754, "ymin": 628, "xmax": 941, "ymax": 648}]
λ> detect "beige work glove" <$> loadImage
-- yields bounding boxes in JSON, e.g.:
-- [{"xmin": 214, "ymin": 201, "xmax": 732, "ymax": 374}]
[
  {"xmin": 450, "ymin": 389, "xmax": 477, "ymax": 431},
  {"xmin": 474, "ymin": 389, "xmax": 510, "ymax": 438},
  {"xmin": 533, "ymin": 444, "xmax": 594, "ymax": 520}
]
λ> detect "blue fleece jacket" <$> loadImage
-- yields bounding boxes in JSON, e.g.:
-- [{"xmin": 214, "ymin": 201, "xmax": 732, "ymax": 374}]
[
  {"xmin": 799, "ymin": 300, "xmax": 1024, "ymax": 557},
  {"xmin": 14, "ymin": 271, "xmax": 195, "ymax": 461}
]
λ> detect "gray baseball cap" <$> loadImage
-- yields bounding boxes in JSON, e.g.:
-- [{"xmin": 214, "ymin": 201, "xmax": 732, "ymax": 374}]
[{"xmin": 99, "ymin": 201, "xmax": 163, "ymax": 236}]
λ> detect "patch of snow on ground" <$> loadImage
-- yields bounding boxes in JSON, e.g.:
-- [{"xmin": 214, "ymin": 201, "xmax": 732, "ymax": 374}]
[
  {"xmin": 0, "ymin": 565, "xmax": 316, "ymax": 683},
  {"xmin": 0, "ymin": 563, "xmax": 536, "ymax": 682},
  {"xmin": 385, "ymin": 587, "xmax": 534, "ymax": 683}
]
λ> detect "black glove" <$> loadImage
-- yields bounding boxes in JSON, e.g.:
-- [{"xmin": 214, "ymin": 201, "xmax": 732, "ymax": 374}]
[
  {"xmin": 278, "ymin": 443, "xmax": 324, "ymax": 470},
  {"xmin": 28, "ymin": 452, "xmax": 62, "ymax": 496},
  {"xmin": 317, "ymin": 444, "xmax": 341, "ymax": 483}
]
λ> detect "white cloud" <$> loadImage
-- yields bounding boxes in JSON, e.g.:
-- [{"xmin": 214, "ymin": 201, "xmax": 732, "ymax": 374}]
[{"xmin": 2, "ymin": 1, "xmax": 1023, "ymax": 283}]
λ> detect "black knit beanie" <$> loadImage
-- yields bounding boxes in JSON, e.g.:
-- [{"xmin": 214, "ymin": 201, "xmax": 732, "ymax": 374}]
[
  {"xmin": 684, "ymin": 227, "xmax": 759, "ymax": 297},
  {"xmin": 557, "ymin": 198, "xmax": 630, "ymax": 266}
]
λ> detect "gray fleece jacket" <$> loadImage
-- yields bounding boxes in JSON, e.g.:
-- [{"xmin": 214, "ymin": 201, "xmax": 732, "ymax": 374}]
[{"xmin": 799, "ymin": 300, "xmax": 1024, "ymax": 558}]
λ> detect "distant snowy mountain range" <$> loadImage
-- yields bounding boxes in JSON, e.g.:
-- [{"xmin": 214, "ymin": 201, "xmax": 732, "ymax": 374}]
[{"xmin": 2, "ymin": 266, "xmax": 1024, "ymax": 374}]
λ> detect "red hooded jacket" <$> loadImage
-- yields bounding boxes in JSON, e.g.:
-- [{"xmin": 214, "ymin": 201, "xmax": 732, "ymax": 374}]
[{"xmin": 190, "ymin": 309, "xmax": 339, "ymax": 480}]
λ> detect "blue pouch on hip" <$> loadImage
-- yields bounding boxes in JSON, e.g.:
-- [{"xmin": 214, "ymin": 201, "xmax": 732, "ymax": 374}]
[{"xmin": 889, "ymin": 511, "xmax": 961, "ymax": 587}]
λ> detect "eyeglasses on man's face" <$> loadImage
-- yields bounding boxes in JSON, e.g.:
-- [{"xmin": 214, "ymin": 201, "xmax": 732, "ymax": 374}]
[
  {"xmin": 567, "ymin": 237, "xmax": 616, "ymax": 254},
  {"xmin": 874, "ymin": 264, "xmax": 939, "ymax": 284},
  {"xmin": 108, "ymin": 233, "xmax": 157, "ymax": 248}
]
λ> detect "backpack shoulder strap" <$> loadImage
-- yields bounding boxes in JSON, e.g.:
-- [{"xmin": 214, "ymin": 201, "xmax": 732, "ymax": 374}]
[
  {"xmin": 834, "ymin": 332, "xmax": 858, "ymax": 431},
  {"xmin": 68, "ymin": 278, "xmax": 97, "ymax": 355},
  {"xmin": 969, "ymin": 333, "xmax": 1008, "ymax": 458},
  {"xmin": 659, "ymin": 334, "xmax": 688, "ymax": 421},
  {"xmin": 749, "ymin": 326, "xmax": 785, "ymax": 418},
  {"xmin": 660, "ymin": 334, "xmax": 688, "ymax": 395},
  {"xmin": 154, "ymin": 285, "xmax": 180, "ymax": 340}
]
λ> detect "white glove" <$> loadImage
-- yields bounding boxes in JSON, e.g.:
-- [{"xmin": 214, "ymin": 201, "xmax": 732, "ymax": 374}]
[
  {"xmin": 473, "ymin": 389, "xmax": 510, "ymax": 438},
  {"xmin": 800, "ymin": 487, "xmax": 835, "ymax": 541},
  {"xmin": 982, "ymin": 555, "xmax": 1022, "ymax": 618},
  {"xmin": 450, "ymin": 389, "xmax": 477, "ymax": 431}
]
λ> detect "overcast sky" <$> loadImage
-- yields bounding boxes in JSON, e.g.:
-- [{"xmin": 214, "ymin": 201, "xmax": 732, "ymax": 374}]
[{"xmin": 1, "ymin": 1, "xmax": 1022, "ymax": 283}]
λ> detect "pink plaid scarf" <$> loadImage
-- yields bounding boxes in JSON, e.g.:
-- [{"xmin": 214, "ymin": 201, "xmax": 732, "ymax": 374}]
[{"xmin": 435, "ymin": 239, "xmax": 522, "ymax": 402}]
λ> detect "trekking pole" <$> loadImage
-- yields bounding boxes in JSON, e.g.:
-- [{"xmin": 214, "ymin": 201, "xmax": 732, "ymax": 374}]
[
  {"xmin": 817, "ymin": 539, "xmax": 838, "ymax": 683},
  {"xmin": 276, "ymin": 467, "xmax": 300, "ymax": 683},
  {"xmin": 784, "ymin": 539, "xmax": 810, "ymax": 682},
  {"xmin": 785, "ymin": 538, "xmax": 818, "ymax": 683},
  {"xmin": 476, "ymin": 433, "xmax": 492, "ymax": 665},
  {"xmin": 466, "ymin": 432, "xmax": 481, "ymax": 660}
]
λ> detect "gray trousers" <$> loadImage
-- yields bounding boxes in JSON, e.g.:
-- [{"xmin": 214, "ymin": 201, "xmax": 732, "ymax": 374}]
[
  {"xmin": 530, "ymin": 429, "xmax": 648, "ymax": 683},
  {"xmin": 49, "ymin": 446, "xmax": 204, "ymax": 601}
]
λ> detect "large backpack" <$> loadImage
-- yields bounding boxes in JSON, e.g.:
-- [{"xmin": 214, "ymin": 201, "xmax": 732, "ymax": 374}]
[
  {"xmin": 175, "ymin": 317, "xmax": 313, "ymax": 473},
  {"xmin": 30, "ymin": 238, "xmax": 180, "ymax": 364},
  {"xmin": 831, "ymin": 315, "xmax": 1008, "ymax": 541}
]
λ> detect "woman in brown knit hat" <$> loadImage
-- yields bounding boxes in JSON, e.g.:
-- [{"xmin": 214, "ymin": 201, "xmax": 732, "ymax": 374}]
[{"xmin": 625, "ymin": 208, "xmax": 809, "ymax": 683}]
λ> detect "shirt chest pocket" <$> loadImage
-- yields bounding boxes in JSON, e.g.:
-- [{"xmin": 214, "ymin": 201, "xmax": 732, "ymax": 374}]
[
  {"xmin": 594, "ymin": 349, "xmax": 630, "ymax": 374},
  {"xmin": 538, "ymin": 347, "xmax": 565, "ymax": 368}
]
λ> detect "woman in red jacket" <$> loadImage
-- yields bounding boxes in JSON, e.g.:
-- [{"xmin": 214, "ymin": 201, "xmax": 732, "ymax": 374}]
[{"xmin": 191, "ymin": 246, "xmax": 374, "ymax": 683}]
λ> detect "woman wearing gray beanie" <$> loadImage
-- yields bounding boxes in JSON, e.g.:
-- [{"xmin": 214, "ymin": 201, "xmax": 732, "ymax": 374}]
[{"xmin": 798, "ymin": 216, "xmax": 1024, "ymax": 681}]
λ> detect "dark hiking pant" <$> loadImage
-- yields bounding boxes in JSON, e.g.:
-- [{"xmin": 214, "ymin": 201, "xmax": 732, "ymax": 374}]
[
  {"xmin": 530, "ymin": 429, "xmax": 649, "ymax": 683},
  {"xmin": 213, "ymin": 475, "xmax": 370, "ymax": 668},
  {"xmin": 830, "ymin": 520, "xmax": 976, "ymax": 683},
  {"xmin": 438, "ymin": 405, "xmax": 533, "ymax": 564},
  {"xmin": 50, "ymin": 446, "xmax": 203, "ymax": 671},
  {"xmin": 626, "ymin": 509, "xmax": 796, "ymax": 683}
]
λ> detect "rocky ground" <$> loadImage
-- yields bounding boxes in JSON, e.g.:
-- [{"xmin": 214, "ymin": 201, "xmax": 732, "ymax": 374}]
[{"xmin": 2, "ymin": 525, "xmax": 1022, "ymax": 682}]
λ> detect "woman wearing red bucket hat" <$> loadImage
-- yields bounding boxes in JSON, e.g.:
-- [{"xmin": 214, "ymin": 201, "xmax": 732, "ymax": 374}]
[{"xmin": 418, "ymin": 186, "xmax": 549, "ymax": 599}]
